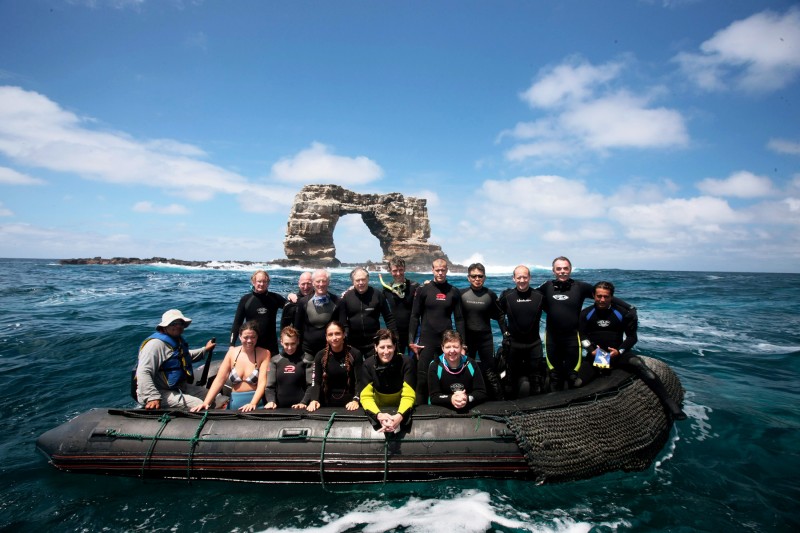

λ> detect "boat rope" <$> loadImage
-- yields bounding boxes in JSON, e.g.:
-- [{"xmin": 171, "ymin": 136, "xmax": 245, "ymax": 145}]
[
  {"xmin": 319, "ymin": 412, "xmax": 336, "ymax": 489},
  {"xmin": 186, "ymin": 410, "xmax": 209, "ymax": 482},
  {"xmin": 138, "ymin": 412, "xmax": 171, "ymax": 479}
]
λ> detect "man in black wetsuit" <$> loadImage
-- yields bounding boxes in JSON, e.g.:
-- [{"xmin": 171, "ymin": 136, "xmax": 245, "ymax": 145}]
[
  {"xmin": 379, "ymin": 256, "xmax": 419, "ymax": 357},
  {"xmin": 293, "ymin": 269, "xmax": 340, "ymax": 358},
  {"xmin": 460, "ymin": 262, "xmax": 506, "ymax": 399},
  {"xmin": 338, "ymin": 267, "xmax": 397, "ymax": 358},
  {"xmin": 280, "ymin": 271, "xmax": 313, "ymax": 331},
  {"xmin": 579, "ymin": 281, "xmax": 687, "ymax": 420},
  {"xmin": 408, "ymin": 258, "xmax": 465, "ymax": 404},
  {"xmin": 498, "ymin": 265, "xmax": 545, "ymax": 398},
  {"xmin": 230, "ymin": 270, "xmax": 287, "ymax": 355},
  {"xmin": 537, "ymin": 256, "xmax": 631, "ymax": 391}
]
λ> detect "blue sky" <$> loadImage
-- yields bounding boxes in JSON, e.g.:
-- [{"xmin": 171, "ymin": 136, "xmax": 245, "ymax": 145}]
[{"xmin": 1, "ymin": 0, "xmax": 799, "ymax": 273}]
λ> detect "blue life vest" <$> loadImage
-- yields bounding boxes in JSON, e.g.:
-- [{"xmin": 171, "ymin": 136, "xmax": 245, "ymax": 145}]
[
  {"xmin": 586, "ymin": 307, "xmax": 624, "ymax": 323},
  {"xmin": 148, "ymin": 332, "xmax": 194, "ymax": 389}
]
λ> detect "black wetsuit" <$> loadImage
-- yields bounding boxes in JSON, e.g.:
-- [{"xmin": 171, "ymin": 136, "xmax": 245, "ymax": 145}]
[
  {"xmin": 498, "ymin": 286, "xmax": 545, "ymax": 397},
  {"xmin": 303, "ymin": 345, "xmax": 364, "ymax": 408},
  {"xmin": 579, "ymin": 303, "xmax": 685, "ymax": 419},
  {"xmin": 408, "ymin": 280, "xmax": 465, "ymax": 403},
  {"xmin": 338, "ymin": 287, "xmax": 397, "ymax": 358},
  {"xmin": 538, "ymin": 279, "xmax": 631, "ymax": 389},
  {"xmin": 381, "ymin": 278, "xmax": 420, "ymax": 355},
  {"xmin": 230, "ymin": 291, "xmax": 287, "ymax": 354},
  {"xmin": 427, "ymin": 355, "xmax": 487, "ymax": 412},
  {"xmin": 264, "ymin": 350, "xmax": 311, "ymax": 407},
  {"xmin": 293, "ymin": 292, "xmax": 340, "ymax": 357},
  {"xmin": 460, "ymin": 287, "xmax": 505, "ymax": 372}
]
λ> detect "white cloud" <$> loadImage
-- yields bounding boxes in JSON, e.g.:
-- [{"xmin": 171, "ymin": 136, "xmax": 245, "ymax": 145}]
[
  {"xmin": 696, "ymin": 170, "xmax": 775, "ymax": 198},
  {"xmin": 675, "ymin": 8, "xmax": 800, "ymax": 92},
  {"xmin": 0, "ymin": 201, "xmax": 12, "ymax": 217},
  {"xmin": 132, "ymin": 201, "xmax": 189, "ymax": 215},
  {"xmin": 767, "ymin": 138, "xmax": 800, "ymax": 155},
  {"xmin": 560, "ymin": 91, "xmax": 689, "ymax": 150},
  {"xmin": 0, "ymin": 166, "xmax": 45, "ymax": 185},
  {"xmin": 269, "ymin": 142, "xmax": 384, "ymax": 186},
  {"xmin": 610, "ymin": 196, "xmax": 745, "ymax": 243},
  {"xmin": 520, "ymin": 60, "xmax": 622, "ymax": 109},
  {"xmin": 502, "ymin": 58, "xmax": 688, "ymax": 162}
]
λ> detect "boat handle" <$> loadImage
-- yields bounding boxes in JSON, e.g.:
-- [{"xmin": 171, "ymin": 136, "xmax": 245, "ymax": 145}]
[{"xmin": 278, "ymin": 428, "xmax": 311, "ymax": 439}]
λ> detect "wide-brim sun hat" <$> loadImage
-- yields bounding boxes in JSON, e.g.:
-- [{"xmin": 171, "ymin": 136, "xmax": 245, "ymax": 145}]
[{"xmin": 158, "ymin": 309, "xmax": 192, "ymax": 328}]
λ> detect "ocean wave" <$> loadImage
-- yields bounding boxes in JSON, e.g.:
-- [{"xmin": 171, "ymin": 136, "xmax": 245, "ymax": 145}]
[{"xmin": 256, "ymin": 489, "xmax": 613, "ymax": 533}]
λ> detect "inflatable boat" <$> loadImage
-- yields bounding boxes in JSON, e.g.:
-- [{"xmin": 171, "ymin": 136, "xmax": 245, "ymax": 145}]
[{"xmin": 36, "ymin": 356, "xmax": 684, "ymax": 485}]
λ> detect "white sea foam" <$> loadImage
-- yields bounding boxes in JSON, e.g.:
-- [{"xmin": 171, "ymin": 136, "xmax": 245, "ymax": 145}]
[{"xmin": 257, "ymin": 489, "xmax": 604, "ymax": 533}]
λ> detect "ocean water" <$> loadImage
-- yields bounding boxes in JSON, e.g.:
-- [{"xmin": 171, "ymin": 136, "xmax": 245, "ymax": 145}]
[{"xmin": 1, "ymin": 258, "xmax": 798, "ymax": 532}]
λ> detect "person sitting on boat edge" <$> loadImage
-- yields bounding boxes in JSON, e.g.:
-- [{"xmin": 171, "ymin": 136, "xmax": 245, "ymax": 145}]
[
  {"xmin": 579, "ymin": 281, "xmax": 687, "ymax": 421},
  {"xmin": 304, "ymin": 321, "xmax": 364, "ymax": 412},
  {"xmin": 229, "ymin": 270, "xmax": 287, "ymax": 356},
  {"xmin": 136, "ymin": 309, "xmax": 216, "ymax": 410},
  {"xmin": 360, "ymin": 328, "xmax": 415, "ymax": 433},
  {"xmin": 428, "ymin": 330, "xmax": 487, "ymax": 412},
  {"xmin": 264, "ymin": 326, "xmax": 312, "ymax": 409},
  {"xmin": 192, "ymin": 320, "xmax": 270, "ymax": 412}
]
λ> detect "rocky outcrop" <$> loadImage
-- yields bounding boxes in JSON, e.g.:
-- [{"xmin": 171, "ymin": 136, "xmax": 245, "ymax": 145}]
[{"xmin": 283, "ymin": 184, "xmax": 449, "ymax": 269}]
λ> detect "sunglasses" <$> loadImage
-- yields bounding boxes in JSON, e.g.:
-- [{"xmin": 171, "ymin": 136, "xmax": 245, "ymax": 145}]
[{"xmin": 469, "ymin": 274, "xmax": 485, "ymax": 279}]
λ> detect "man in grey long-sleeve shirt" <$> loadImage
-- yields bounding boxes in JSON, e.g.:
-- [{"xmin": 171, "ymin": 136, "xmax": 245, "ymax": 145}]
[{"xmin": 136, "ymin": 309, "xmax": 216, "ymax": 409}]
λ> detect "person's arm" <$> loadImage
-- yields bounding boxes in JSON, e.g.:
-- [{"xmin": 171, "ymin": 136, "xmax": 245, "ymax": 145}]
[
  {"xmin": 192, "ymin": 348, "xmax": 234, "ymax": 411},
  {"xmin": 489, "ymin": 290, "xmax": 507, "ymax": 336},
  {"xmin": 263, "ymin": 357, "xmax": 279, "ymax": 408},
  {"xmin": 303, "ymin": 351, "xmax": 322, "ymax": 410},
  {"xmin": 468, "ymin": 362, "xmax": 487, "ymax": 406},
  {"xmin": 427, "ymin": 361, "xmax": 450, "ymax": 407},
  {"xmin": 618, "ymin": 308, "xmax": 639, "ymax": 355},
  {"xmin": 408, "ymin": 289, "xmax": 424, "ymax": 354},
  {"xmin": 136, "ymin": 340, "xmax": 168, "ymax": 408},
  {"xmin": 229, "ymin": 295, "xmax": 247, "ymax": 347},
  {"xmin": 240, "ymin": 348, "xmax": 271, "ymax": 412},
  {"xmin": 379, "ymin": 292, "xmax": 398, "ymax": 337},
  {"xmin": 293, "ymin": 296, "xmax": 307, "ymax": 348},
  {"xmin": 189, "ymin": 338, "xmax": 216, "ymax": 363},
  {"xmin": 345, "ymin": 349, "xmax": 364, "ymax": 411},
  {"xmin": 452, "ymin": 290, "xmax": 466, "ymax": 339}
]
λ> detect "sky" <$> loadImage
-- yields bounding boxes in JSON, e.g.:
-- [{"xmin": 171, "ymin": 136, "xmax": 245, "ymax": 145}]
[{"xmin": 1, "ymin": 0, "xmax": 799, "ymax": 273}]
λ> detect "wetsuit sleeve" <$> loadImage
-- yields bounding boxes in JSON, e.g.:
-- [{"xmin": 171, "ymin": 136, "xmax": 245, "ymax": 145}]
[
  {"xmin": 398, "ymin": 382, "xmax": 416, "ymax": 417},
  {"xmin": 452, "ymin": 290, "xmax": 466, "ymax": 339},
  {"xmin": 301, "ymin": 351, "xmax": 322, "ymax": 405},
  {"xmin": 489, "ymin": 291, "xmax": 507, "ymax": 335},
  {"xmin": 337, "ymin": 293, "xmax": 351, "ymax": 338},
  {"xmin": 379, "ymin": 292, "xmax": 398, "ymax": 337},
  {"xmin": 619, "ymin": 308, "xmax": 638, "ymax": 353},
  {"xmin": 229, "ymin": 294, "xmax": 248, "ymax": 346},
  {"xmin": 264, "ymin": 358, "xmax": 279, "ymax": 404},
  {"xmin": 293, "ymin": 297, "xmax": 308, "ymax": 348},
  {"xmin": 468, "ymin": 363, "xmax": 487, "ymax": 406},
  {"xmin": 408, "ymin": 288, "xmax": 424, "ymax": 344},
  {"xmin": 427, "ymin": 362, "xmax": 449, "ymax": 407},
  {"xmin": 352, "ymin": 348, "xmax": 365, "ymax": 401}
]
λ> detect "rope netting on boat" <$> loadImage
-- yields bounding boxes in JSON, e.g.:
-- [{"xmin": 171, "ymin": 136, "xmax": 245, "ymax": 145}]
[{"xmin": 505, "ymin": 356, "xmax": 684, "ymax": 483}]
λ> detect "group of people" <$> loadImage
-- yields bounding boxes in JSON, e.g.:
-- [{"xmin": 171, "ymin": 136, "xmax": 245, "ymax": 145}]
[{"xmin": 133, "ymin": 254, "xmax": 685, "ymax": 425}]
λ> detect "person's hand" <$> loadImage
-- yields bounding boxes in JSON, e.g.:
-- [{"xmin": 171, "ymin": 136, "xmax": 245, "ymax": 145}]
[
  {"xmin": 451, "ymin": 390, "xmax": 468, "ymax": 410},
  {"xmin": 205, "ymin": 339, "xmax": 217, "ymax": 352},
  {"xmin": 145, "ymin": 399, "xmax": 161, "ymax": 409},
  {"xmin": 345, "ymin": 400, "xmax": 360, "ymax": 411},
  {"xmin": 264, "ymin": 402, "xmax": 277, "ymax": 409},
  {"xmin": 287, "ymin": 293, "xmax": 298, "ymax": 303},
  {"xmin": 377, "ymin": 413, "xmax": 402, "ymax": 433},
  {"xmin": 292, "ymin": 403, "xmax": 307, "ymax": 409},
  {"xmin": 190, "ymin": 402, "xmax": 210, "ymax": 412},
  {"xmin": 409, "ymin": 343, "xmax": 423, "ymax": 357},
  {"xmin": 239, "ymin": 402, "xmax": 257, "ymax": 412},
  {"xmin": 307, "ymin": 401, "xmax": 320, "ymax": 412},
  {"xmin": 609, "ymin": 347, "xmax": 621, "ymax": 358}
]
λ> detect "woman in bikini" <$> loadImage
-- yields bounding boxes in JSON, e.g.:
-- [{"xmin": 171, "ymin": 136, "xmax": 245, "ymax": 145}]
[{"xmin": 192, "ymin": 321, "xmax": 271, "ymax": 412}]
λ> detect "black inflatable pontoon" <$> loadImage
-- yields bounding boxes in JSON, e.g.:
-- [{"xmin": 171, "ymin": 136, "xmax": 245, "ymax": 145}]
[{"xmin": 36, "ymin": 356, "xmax": 684, "ymax": 485}]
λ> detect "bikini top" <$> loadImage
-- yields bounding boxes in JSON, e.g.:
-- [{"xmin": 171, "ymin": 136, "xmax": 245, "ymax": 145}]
[{"xmin": 229, "ymin": 347, "xmax": 259, "ymax": 386}]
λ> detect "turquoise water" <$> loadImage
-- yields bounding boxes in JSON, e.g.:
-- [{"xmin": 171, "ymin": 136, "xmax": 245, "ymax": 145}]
[{"xmin": 1, "ymin": 259, "xmax": 798, "ymax": 532}]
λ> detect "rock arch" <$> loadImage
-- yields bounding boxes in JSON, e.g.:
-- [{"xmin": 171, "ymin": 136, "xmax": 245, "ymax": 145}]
[{"xmin": 283, "ymin": 184, "xmax": 449, "ymax": 269}]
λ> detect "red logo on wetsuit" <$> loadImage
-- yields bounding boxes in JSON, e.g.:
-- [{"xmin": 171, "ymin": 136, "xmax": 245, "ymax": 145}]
[
  {"xmin": 436, "ymin": 293, "xmax": 446, "ymax": 300},
  {"xmin": 284, "ymin": 365, "xmax": 296, "ymax": 374}
]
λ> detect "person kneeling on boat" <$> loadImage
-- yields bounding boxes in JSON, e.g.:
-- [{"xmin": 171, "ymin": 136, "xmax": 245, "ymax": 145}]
[
  {"xmin": 264, "ymin": 326, "xmax": 312, "ymax": 409},
  {"xmin": 191, "ymin": 321, "xmax": 270, "ymax": 412},
  {"xmin": 579, "ymin": 281, "xmax": 687, "ymax": 421},
  {"xmin": 360, "ymin": 328, "xmax": 415, "ymax": 433},
  {"xmin": 136, "ymin": 309, "xmax": 216, "ymax": 410},
  {"xmin": 428, "ymin": 330, "xmax": 487, "ymax": 412},
  {"xmin": 304, "ymin": 321, "xmax": 364, "ymax": 412}
]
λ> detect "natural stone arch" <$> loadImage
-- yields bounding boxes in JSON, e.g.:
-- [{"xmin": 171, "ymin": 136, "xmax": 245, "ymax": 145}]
[{"xmin": 283, "ymin": 184, "xmax": 449, "ymax": 269}]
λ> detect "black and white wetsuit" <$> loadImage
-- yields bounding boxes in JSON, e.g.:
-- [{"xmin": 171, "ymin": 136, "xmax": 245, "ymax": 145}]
[
  {"xmin": 498, "ymin": 287, "xmax": 545, "ymax": 397},
  {"xmin": 407, "ymin": 280, "xmax": 465, "ymax": 403},
  {"xmin": 460, "ymin": 286, "xmax": 505, "ymax": 372},
  {"xmin": 338, "ymin": 286, "xmax": 397, "ymax": 358},
  {"xmin": 230, "ymin": 290, "xmax": 287, "ymax": 354}
]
